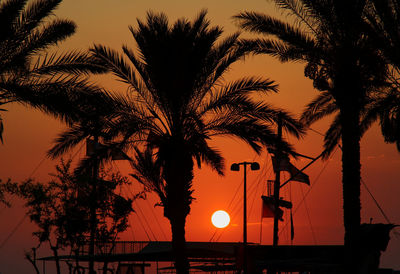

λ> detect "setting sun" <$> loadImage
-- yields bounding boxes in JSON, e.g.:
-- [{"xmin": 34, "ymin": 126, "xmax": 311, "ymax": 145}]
[{"xmin": 211, "ymin": 210, "xmax": 230, "ymax": 228}]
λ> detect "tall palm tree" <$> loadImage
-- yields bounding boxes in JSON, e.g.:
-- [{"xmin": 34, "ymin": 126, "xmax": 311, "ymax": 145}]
[
  {"xmin": 234, "ymin": 1, "xmax": 386, "ymax": 272},
  {"xmin": 0, "ymin": 0, "xmax": 107, "ymax": 142},
  {"xmin": 51, "ymin": 10, "xmax": 304, "ymax": 273}
]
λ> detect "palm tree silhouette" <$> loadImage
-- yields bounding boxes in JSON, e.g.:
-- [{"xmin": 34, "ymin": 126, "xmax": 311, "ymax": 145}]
[
  {"xmin": 234, "ymin": 1, "xmax": 387, "ymax": 272},
  {"xmin": 0, "ymin": 0, "xmax": 107, "ymax": 143},
  {"xmin": 51, "ymin": 10, "xmax": 304, "ymax": 273}
]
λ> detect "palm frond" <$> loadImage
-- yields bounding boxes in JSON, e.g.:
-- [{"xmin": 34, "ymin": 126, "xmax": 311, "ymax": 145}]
[
  {"xmin": 129, "ymin": 146, "xmax": 166, "ymax": 201},
  {"xmin": 190, "ymin": 9, "xmax": 210, "ymax": 35},
  {"xmin": 208, "ymin": 32, "xmax": 243, "ymax": 83},
  {"xmin": 219, "ymin": 77, "xmax": 278, "ymax": 96},
  {"xmin": 206, "ymin": 116, "xmax": 287, "ymax": 154},
  {"xmin": 1, "ymin": 75, "xmax": 111, "ymax": 124},
  {"xmin": 188, "ymin": 33, "xmax": 242, "ymax": 112},
  {"xmin": 91, "ymin": 44, "xmax": 150, "ymax": 100},
  {"xmin": 322, "ymin": 114, "xmax": 341, "ymax": 159},
  {"xmin": 22, "ymin": 19, "xmax": 76, "ymax": 55},
  {"xmin": 234, "ymin": 11, "xmax": 315, "ymax": 48},
  {"xmin": 32, "ymin": 51, "xmax": 108, "ymax": 76},
  {"xmin": 300, "ymin": 91, "xmax": 337, "ymax": 126},
  {"xmin": 192, "ymin": 141, "xmax": 225, "ymax": 176},
  {"xmin": 274, "ymin": 0, "xmax": 319, "ymax": 34},
  {"xmin": 200, "ymin": 77, "xmax": 278, "ymax": 115},
  {"xmin": 48, "ymin": 123, "xmax": 90, "ymax": 158},
  {"xmin": 359, "ymin": 95, "xmax": 382, "ymax": 137},
  {"xmin": 251, "ymin": 105, "xmax": 306, "ymax": 138},
  {"xmin": 376, "ymin": 92, "xmax": 400, "ymax": 147},
  {"xmin": 19, "ymin": 0, "xmax": 63, "ymax": 34},
  {"xmin": 237, "ymin": 38, "xmax": 311, "ymax": 62},
  {"xmin": 121, "ymin": 44, "xmax": 170, "ymax": 129},
  {"xmin": 0, "ymin": 0, "xmax": 26, "ymax": 40}
]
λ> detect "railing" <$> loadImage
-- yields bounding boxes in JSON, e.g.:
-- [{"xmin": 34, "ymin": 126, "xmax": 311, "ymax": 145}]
[{"xmin": 80, "ymin": 241, "xmax": 149, "ymax": 256}]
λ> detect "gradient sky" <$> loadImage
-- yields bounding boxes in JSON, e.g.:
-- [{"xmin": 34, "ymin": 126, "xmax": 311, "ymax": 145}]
[{"xmin": 0, "ymin": 0, "xmax": 399, "ymax": 273}]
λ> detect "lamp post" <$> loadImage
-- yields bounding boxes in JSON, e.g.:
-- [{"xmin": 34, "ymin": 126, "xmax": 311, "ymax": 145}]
[{"xmin": 231, "ymin": 161, "xmax": 260, "ymax": 273}]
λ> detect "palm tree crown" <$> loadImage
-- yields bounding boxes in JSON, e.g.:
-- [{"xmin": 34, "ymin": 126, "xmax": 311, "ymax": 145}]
[{"xmin": 0, "ymin": 0, "xmax": 108, "ymax": 142}]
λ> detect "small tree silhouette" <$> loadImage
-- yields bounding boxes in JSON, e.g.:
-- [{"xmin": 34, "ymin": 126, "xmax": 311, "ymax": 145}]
[{"xmin": 13, "ymin": 159, "xmax": 134, "ymax": 274}]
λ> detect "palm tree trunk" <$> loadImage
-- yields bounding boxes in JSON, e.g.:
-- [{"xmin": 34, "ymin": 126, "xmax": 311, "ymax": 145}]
[
  {"xmin": 162, "ymin": 142, "xmax": 193, "ymax": 274},
  {"xmin": 164, "ymin": 186, "xmax": 191, "ymax": 274},
  {"xmin": 164, "ymin": 183, "xmax": 191, "ymax": 274},
  {"xmin": 169, "ymin": 210, "xmax": 189, "ymax": 274},
  {"xmin": 339, "ymin": 95, "xmax": 362, "ymax": 273}
]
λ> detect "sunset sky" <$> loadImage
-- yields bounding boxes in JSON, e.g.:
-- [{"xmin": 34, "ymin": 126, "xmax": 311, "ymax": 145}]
[{"xmin": 0, "ymin": 0, "xmax": 399, "ymax": 273}]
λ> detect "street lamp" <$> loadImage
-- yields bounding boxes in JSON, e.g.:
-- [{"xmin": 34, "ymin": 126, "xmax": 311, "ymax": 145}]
[{"xmin": 231, "ymin": 161, "xmax": 260, "ymax": 273}]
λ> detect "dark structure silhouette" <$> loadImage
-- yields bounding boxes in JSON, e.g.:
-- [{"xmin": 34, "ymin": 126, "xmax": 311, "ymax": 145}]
[
  {"xmin": 38, "ymin": 227, "xmax": 397, "ymax": 273},
  {"xmin": 358, "ymin": 223, "xmax": 397, "ymax": 274}
]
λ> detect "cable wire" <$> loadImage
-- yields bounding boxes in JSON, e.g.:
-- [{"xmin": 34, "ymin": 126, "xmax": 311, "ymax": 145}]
[
  {"xmin": 361, "ymin": 178, "xmax": 392, "ymax": 224},
  {"xmin": 0, "ymin": 214, "xmax": 27, "ymax": 249},
  {"xmin": 123, "ymin": 184, "xmax": 157, "ymax": 241},
  {"xmin": 144, "ymin": 197, "xmax": 168, "ymax": 240},
  {"xmin": 300, "ymin": 184, "xmax": 317, "ymax": 244},
  {"xmin": 0, "ymin": 141, "xmax": 88, "ymax": 246},
  {"xmin": 279, "ymin": 147, "xmax": 337, "ymax": 237},
  {"xmin": 112, "ymin": 161, "xmax": 168, "ymax": 241},
  {"xmin": 334, "ymin": 144, "xmax": 392, "ymax": 225}
]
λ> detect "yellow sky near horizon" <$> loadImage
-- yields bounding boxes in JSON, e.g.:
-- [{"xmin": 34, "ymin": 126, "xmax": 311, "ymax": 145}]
[{"xmin": 0, "ymin": 0, "xmax": 399, "ymax": 273}]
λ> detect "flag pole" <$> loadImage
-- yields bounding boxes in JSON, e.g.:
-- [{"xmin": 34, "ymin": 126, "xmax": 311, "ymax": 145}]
[
  {"xmin": 89, "ymin": 135, "xmax": 99, "ymax": 274},
  {"xmin": 273, "ymin": 115, "xmax": 282, "ymax": 246}
]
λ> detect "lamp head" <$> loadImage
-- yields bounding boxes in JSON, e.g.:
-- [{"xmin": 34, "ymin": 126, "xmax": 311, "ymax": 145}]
[
  {"xmin": 251, "ymin": 162, "xmax": 260, "ymax": 170},
  {"xmin": 230, "ymin": 163, "xmax": 240, "ymax": 171}
]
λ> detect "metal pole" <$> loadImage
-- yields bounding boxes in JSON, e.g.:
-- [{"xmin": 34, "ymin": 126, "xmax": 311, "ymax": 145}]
[
  {"xmin": 231, "ymin": 161, "xmax": 259, "ymax": 273},
  {"xmin": 243, "ymin": 163, "xmax": 247, "ymax": 274},
  {"xmin": 273, "ymin": 116, "xmax": 282, "ymax": 246},
  {"xmin": 243, "ymin": 163, "xmax": 247, "ymax": 245},
  {"xmin": 89, "ymin": 135, "xmax": 99, "ymax": 274}
]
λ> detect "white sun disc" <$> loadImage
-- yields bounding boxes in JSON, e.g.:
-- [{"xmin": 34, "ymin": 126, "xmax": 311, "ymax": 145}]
[{"xmin": 211, "ymin": 210, "xmax": 230, "ymax": 228}]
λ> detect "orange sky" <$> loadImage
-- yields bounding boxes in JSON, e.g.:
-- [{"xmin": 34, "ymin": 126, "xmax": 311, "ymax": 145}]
[{"xmin": 0, "ymin": 0, "xmax": 399, "ymax": 273}]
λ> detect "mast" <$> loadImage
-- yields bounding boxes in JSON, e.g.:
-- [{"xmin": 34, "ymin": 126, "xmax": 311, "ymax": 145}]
[
  {"xmin": 89, "ymin": 135, "xmax": 99, "ymax": 274},
  {"xmin": 273, "ymin": 116, "xmax": 282, "ymax": 246},
  {"xmin": 243, "ymin": 164, "xmax": 247, "ymax": 274}
]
